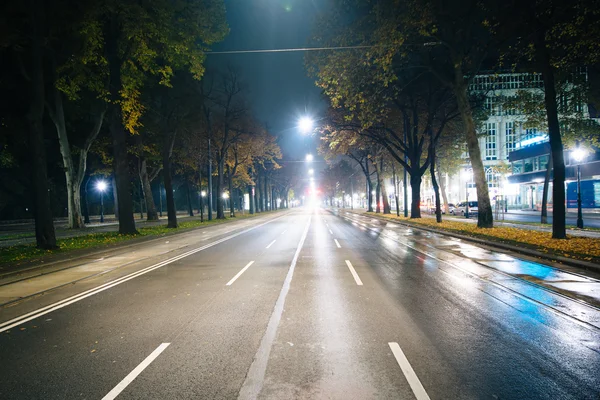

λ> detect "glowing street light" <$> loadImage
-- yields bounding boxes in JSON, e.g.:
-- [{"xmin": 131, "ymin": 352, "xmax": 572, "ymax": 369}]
[
  {"xmin": 305, "ymin": 154, "xmax": 314, "ymax": 162},
  {"xmin": 309, "ymin": 168, "xmax": 314, "ymax": 175},
  {"xmin": 298, "ymin": 116, "xmax": 314, "ymax": 134},
  {"xmin": 96, "ymin": 180, "xmax": 107, "ymax": 223}
]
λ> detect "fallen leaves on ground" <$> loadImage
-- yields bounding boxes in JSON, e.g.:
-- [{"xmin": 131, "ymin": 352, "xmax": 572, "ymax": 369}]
[{"xmin": 367, "ymin": 212, "xmax": 600, "ymax": 261}]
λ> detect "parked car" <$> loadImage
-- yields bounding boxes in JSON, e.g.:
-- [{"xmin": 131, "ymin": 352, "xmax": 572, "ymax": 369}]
[
  {"xmin": 447, "ymin": 203, "xmax": 456, "ymax": 214},
  {"xmin": 427, "ymin": 203, "xmax": 456, "ymax": 214},
  {"xmin": 453, "ymin": 201, "xmax": 478, "ymax": 216}
]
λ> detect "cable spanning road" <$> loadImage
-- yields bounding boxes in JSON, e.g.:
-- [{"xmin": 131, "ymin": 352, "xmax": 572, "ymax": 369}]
[{"xmin": 0, "ymin": 207, "xmax": 599, "ymax": 399}]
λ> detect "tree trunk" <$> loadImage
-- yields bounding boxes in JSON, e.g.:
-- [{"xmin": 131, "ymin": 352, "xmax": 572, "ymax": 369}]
[
  {"xmin": 392, "ymin": 163, "xmax": 400, "ymax": 216},
  {"xmin": 162, "ymin": 149, "xmax": 178, "ymax": 228},
  {"xmin": 454, "ymin": 69, "xmax": 493, "ymax": 228},
  {"xmin": 249, "ymin": 185, "xmax": 255, "ymax": 214},
  {"xmin": 262, "ymin": 174, "xmax": 268, "ymax": 211},
  {"xmin": 83, "ymin": 176, "xmax": 91, "ymax": 224},
  {"xmin": 536, "ymin": 31, "xmax": 566, "ymax": 238},
  {"xmin": 410, "ymin": 174, "xmax": 422, "ymax": 218},
  {"xmin": 380, "ymin": 158, "xmax": 391, "ymax": 214},
  {"xmin": 139, "ymin": 158, "xmax": 159, "ymax": 221},
  {"xmin": 112, "ymin": 175, "xmax": 119, "ymax": 219},
  {"xmin": 375, "ymin": 166, "xmax": 381, "ymax": 213},
  {"xmin": 430, "ymin": 137, "xmax": 442, "ymax": 223},
  {"xmin": 49, "ymin": 84, "xmax": 82, "ymax": 229},
  {"xmin": 541, "ymin": 152, "xmax": 553, "ymax": 224},
  {"xmin": 216, "ymin": 157, "xmax": 225, "ymax": 219},
  {"xmin": 436, "ymin": 158, "xmax": 449, "ymax": 215},
  {"xmin": 227, "ymin": 165, "xmax": 235, "ymax": 217},
  {"xmin": 27, "ymin": 3, "xmax": 57, "ymax": 248},
  {"xmin": 186, "ymin": 180, "xmax": 194, "ymax": 217},
  {"xmin": 365, "ymin": 160, "xmax": 374, "ymax": 212},
  {"xmin": 106, "ymin": 19, "xmax": 136, "ymax": 234}
]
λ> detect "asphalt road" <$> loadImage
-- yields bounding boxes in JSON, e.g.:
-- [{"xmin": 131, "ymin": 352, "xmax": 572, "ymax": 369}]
[{"xmin": 1, "ymin": 207, "xmax": 599, "ymax": 399}]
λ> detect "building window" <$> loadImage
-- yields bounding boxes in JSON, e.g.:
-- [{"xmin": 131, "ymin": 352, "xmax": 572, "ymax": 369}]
[
  {"xmin": 486, "ymin": 167, "xmax": 499, "ymax": 188},
  {"xmin": 505, "ymin": 122, "xmax": 515, "ymax": 159},
  {"xmin": 485, "ymin": 123, "xmax": 497, "ymax": 160},
  {"xmin": 485, "ymin": 97, "xmax": 499, "ymax": 116},
  {"xmin": 512, "ymin": 161, "xmax": 523, "ymax": 175}
]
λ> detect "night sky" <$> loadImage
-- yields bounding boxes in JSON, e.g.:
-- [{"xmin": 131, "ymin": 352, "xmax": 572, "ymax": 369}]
[{"xmin": 206, "ymin": 0, "xmax": 328, "ymax": 159}]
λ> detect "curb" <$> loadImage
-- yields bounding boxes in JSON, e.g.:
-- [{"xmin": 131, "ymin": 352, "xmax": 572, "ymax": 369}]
[{"xmin": 341, "ymin": 210, "xmax": 600, "ymax": 274}]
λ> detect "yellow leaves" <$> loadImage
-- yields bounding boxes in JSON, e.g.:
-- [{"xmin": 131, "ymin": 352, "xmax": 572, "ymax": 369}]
[{"xmin": 370, "ymin": 213, "xmax": 600, "ymax": 260}]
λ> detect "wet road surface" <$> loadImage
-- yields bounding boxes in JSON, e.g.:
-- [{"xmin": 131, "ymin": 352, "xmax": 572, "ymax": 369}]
[{"xmin": 1, "ymin": 207, "xmax": 599, "ymax": 399}]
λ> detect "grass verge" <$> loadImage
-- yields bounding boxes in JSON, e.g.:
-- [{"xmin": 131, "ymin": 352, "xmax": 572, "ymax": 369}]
[
  {"xmin": 0, "ymin": 211, "xmax": 279, "ymax": 267},
  {"xmin": 365, "ymin": 212, "xmax": 600, "ymax": 264}
]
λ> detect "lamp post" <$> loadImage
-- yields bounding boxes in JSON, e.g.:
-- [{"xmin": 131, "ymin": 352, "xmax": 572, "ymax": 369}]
[
  {"xmin": 97, "ymin": 180, "xmax": 107, "ymax": 223},
  {"xmin": 573, "ymin": 147, "xmax": 588, "ymax": 229}
]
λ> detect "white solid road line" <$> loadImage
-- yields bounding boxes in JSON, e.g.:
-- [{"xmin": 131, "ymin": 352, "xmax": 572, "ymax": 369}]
[
  {"xmin": 334, "ymin": 239, "xmax": 342, "ymax": 248},
  {"xmin": 266, "ymin": 239, "xmax": 276, "ymax": 249},
  {"xmin": 226, "ymin": 261, "xmax": 255, "ymax": 286},
  {"xmin": 388, "ymin": 342, "xmax": 431, "ymax": 400},
  {"xmin": 102, "ymin": 343, "xmax": 171, "ymax": 400},
  {"xmin": 344, "ymin": 260, "xmax": 363, "ymax": 285},
  {"xmin": 0, "ymin": 214, "xmax": 287, "ymax": 333},
  {"xmin": 238, "ymin": 216, "xmax": 312, "ymax": 400}
]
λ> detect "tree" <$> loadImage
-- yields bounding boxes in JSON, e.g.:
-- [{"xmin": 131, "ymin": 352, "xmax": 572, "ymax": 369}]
[
  {"xmin": 2, "ymin": 0, "xmax": 57, "ymax": 248},
  {"xmin": 74, "ymin": 0, "xmax": 228, "ymax": 233},
  {"xmin": 310, "ymin": 0, "xmax": 514, "ymax": 226},
  {"xmin": 503, "ymin": 73, "xmax": 600, "ymax": 224},
  {"xmin": 201, "ymin": 67, "xmax": 249, "ymax": 219},
  {"xmin": 498, "ymin": 0, "xmax": 600, "ymax": 238},
  {"xmin": 434, "ymin": 120, "xmax": 464, "ymax": 214},
  {"xmin": 318, "ymin": 122, "xmax": 376, "ymax": 212}
]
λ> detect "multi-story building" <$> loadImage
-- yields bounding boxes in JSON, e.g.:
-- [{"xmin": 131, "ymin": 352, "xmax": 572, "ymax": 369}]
[{"xmin": 434, "ymin": 70, "xmax": 600, "ymax": 211}]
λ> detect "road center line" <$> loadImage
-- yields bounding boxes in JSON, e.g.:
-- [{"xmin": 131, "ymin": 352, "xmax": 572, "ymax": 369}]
[
  {"xmin": 102, "ymin": 343, "xmax": 170, "ymax": 400},
  {"xmin": 329, "ymin": 229, "xmax": 333, "ymax": 235},
  {"xmin": 0, "ymin": 214, "xmax": 287, "ymax": 333},
  {"xmin": 238, "ymin": 215, "xmax": 312, "ymax": 400},
  {"xmin": 266, "ymin": 239, "xmax": 276, "ymax": 249},
  {"xmin": 334, "ymin": 239, "xmax": 342, "ymax": 248},
  {"xmin": 388, "ymin": 342, "xmax": 431, "ymax": 400},
  {"xmin": 226, "ymin": 261, "xmax": 255, "ymax": 286},
  {"xmin": 345, "ymin": 260, "xmax": 363, "ymax": 285}
]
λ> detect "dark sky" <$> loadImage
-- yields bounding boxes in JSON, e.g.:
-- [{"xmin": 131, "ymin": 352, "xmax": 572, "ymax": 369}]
[{"xmin": 207, "ymin": 0, "xmax": 328, "ymax": 159}]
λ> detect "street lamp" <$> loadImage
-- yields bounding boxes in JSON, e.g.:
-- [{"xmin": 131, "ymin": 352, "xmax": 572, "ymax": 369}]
[
  {"xmin": 306, "ymin": 154, "xmax": 314, "ymax": 162},
  {"xmin": 298, "ymin": 116, "xmax": 314, "ymax": 134},
  {"xmin": 97, "ymin": 180, "xmax": 107, "ymax": 223},
  {"xmin": 309, "ymin": 168, "xmax": 314, "ymax": 175},
  {"xmin": 573, "ymin": 147, "xmax": 588, "ymax": 229}
]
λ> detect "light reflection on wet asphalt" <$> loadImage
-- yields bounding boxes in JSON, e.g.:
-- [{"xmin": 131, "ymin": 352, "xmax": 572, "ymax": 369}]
[{"xmin": 337, "ymin": 210, "xmax": 600, "ymax": 331}]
